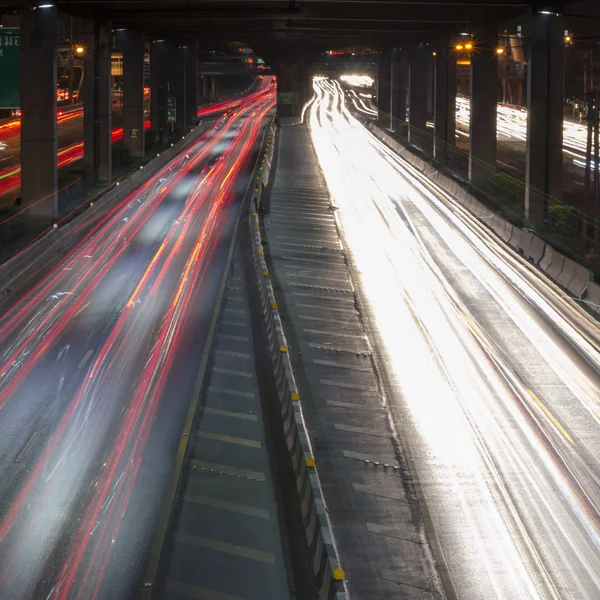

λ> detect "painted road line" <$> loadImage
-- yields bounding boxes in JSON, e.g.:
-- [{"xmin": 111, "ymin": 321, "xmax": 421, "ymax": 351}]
[
  {"xmin": 78, "ymin": 349, "xmax": 94, "ymax": 369},
  {"xmin": 282, "ymin": 255, "xmax": 341, "ymax": 265},
  {"xmin": 328, "ymin": 400, "xmax": 385, "ymax": 412},
  {"xmin": 224, "ymin": 308, "xmax": 245, "ymax": 315},
  {"xmin": 527, "ymin": 388, "xmax": 574, "ymax": 445},
  {"xmin": 213, "ymin": 367, "xmax": 253, "ymax": 378},
  {"xmin": 313, "ymin": 359, "xmax": 371, "ymax": 372},
  {"xmin": 204, "ymin": 408, "xmax": 258, "ymax": 421},
  {"xmin": 198, "ymin": 431, "xmax": 262, "ymax": 449},
  {"xmin": 342, "ymin": 450, "xmax": 397, "ymax": 464},
  {"xmin": 334, "ymin": 424, "xmax": 389, "ymax": 438},
  {"xmin": 367, "ymin": 522, "xmax": 422, "ymax": 544},
  {"xmin": 295, "ymin": 302, "xmax": 357, "ymax": 313},
  {"xmin": 215, "ymin": 350, "xmax": 251, "ymax": 359},
  {"xmin": 308, "ymin": 343, "xmax": 371, "ymax": 355},
  {"xmin": 175, "ymin": 534, "xmax": 275, "ymax": 565},
  {"xmin": 304, "ymin": 329, "xmax": 365, "ymax": 340},
  {"xmin": 300, "ymin": 315, "xmax": 360, "ymax": 327},
  {"xmin": 321, "ymin": 379, "xmax": 377, "ymax": 392},
  {"xmin": 166, "ymin": 580, "xmax": 245, "ymax": 600},
  {"xmin": 184, "ymin": 494, "xmax": 270, "ymax": 519},
  {"xmin": 380, "ymin": 569, "xmax": 432, "ymax": 592},
  {"xmin": 218, "ymin": 334, "xmax": 250, "ymax": 342},
  {"xmin": 16, "ymin": 432, "xmax": 40, "ymax": 463},
  {"xmin": 220, "ymin": 320, "xmax": 247, "ymax": 328},
  {"xmin": 352, "ymin": 483, "xmax": 406, "ymax": 501},
  {"xmin": 190, "ymin": 459, "xmax": 265, "ymax": 481},
  {"xmin": 207, "ymin": 386, "xmax": 255, "ymax": 399}
]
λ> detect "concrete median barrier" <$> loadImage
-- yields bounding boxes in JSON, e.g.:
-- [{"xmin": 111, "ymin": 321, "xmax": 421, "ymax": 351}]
[
  {"xmin": 584, "ymin": 282, "xmax": 600, "ymax": 314},
  {"xmin": 518, "ymin": 230, "xmax": 534, "ymax": 257},
  {"xmin": 526, "ymin": 235, "xmax": 546, "ymax": 264},
  {"xmin": 542, "ymin": 248, "xmax": 566, "ymax": 281},
  {"xmin": 566, "ymin": 263, "xmax": 589, "ymax": 298},
  {"xmin": 508, "ymin": 227, "xmax": 521, "ymax": 250}
]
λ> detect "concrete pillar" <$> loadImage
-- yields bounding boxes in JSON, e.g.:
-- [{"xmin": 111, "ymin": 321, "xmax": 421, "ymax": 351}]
[
  {"xmin": 434, "ymin": 35, "xmax": 457, "ymax": 161},
  {"xmin": 378, "ymin": 48, "xmax": 392, "ymax": 123},
  {"xmin": 390, "ymin": 48, "xmax": 408, "ymax": 134},
  {"xmin": 83, "ymin": 18, "xmax": 112, "ymax": 183},
  {"xmin": 525, "ymin": 11, "xmax": 564, "ymax": 227},
  {"xmin": 468, "ymin": 23, "xmax": 498, "ymax": 186},
  {"xmin": 151, "ymin": 40, "xmax": 168, "ymax": 143},
  {"xmin": 408, "ymin": 42, "xmax": 429, "ymax": 147},
  {"xmin": 276, "ymin": 62, "xmax": 312, "ymax": 119},
  {"xmin": 119, "ymin": 30, "xmax": 145, "ymax": 158},
  {"xmin": 20, "ymin": 5, "xmax": 58, "ymax": 218},
  {"xmin": 174, "ymin": 45, "xmax": 188, "ymax": 131},
  {"xmin": 210, "ymin": 76, "xmax": 217, "ymax": 100},
  {"xmin": 186, "ymin": 41, "xmax": 199, "ymax": 125}
]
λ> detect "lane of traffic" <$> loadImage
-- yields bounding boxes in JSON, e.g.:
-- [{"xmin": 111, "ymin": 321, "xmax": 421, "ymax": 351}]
[
  {"xmin": 310, "ymin": 78, "xmax": 600, "ymax": 599},
  {"xmin": 0, "ymin": 78, "xmax": 275, "ymax": 599}
]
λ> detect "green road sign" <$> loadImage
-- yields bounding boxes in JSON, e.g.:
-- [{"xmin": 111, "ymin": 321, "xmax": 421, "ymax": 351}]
[
  {"xmin": 168, "ymin": 96, "xmax": 176, "ymax": 122},
  {"xmin": 0, "ymin": 29, "xmax": 20, "ymax": 109},
  {"xmin": 277, "ymin": 92, "xmax": 297, "ymax": 105}
]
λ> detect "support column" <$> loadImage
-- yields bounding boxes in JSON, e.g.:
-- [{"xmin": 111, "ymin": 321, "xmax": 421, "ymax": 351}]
[
  {"xmin": 186, "ymin": 41, "xmax": 199, "ymax": 125},
  {"xmin": 150, "ymin": 40, "xmax": 168, "ymax": 144},
  {"xmin": 276, "ymin": 61, "xmax": 312, "ymax": 120},
  {"xmin": 408, "ymin": 42, "xmax": 429, "ymax": 147},
  {"xmin": 525, "ymin": 11, "xmax": 564, "ymax": 227},
  {"xmin": 469, "ymin": 23, "xmax": 498, "ymax": 186},
  {"xmin": 83, "ymin": 18, "xmax": 112, "ymax": 183},
  {"xmin": 20, "ymin": 5, "xmax": 58, "ymax": 217},
  {"xmin": 377, "ymin": 48, "xmax": 392, "ymax": 123},
  {"xmin": 390, "ymin": 47, "xmax": 408, "ymax": 134},
  {"xmin": 119, "ymin": 30, "xmax": 145, "ymax": 158},
  {"xmin": 210, "ymin": 76, "xmax": 217, "ymax": 100},
  {"xmin": 174, "ymin": 45, "xmax": 188, "ymax": 131},
  {"xmin": 434, "ymin": 35, "xmax": 457, "ymax": 161}
]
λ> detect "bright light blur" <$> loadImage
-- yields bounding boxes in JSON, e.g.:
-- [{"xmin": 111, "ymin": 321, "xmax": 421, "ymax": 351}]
[
  {"xmin": 308, "ymin": 76, "xmax": 600, "ymax": 599},
  {"xmin": 339, "ymin": 75, "xmax": 374, "ymax": 88}
]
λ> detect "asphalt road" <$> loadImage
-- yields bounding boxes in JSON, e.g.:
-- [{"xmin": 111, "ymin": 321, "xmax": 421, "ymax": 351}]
[
  {"xmin": 0, "ymin": 79, "xmax": 275, "ymax": 600},
  {"xmin": 312, "ymin": 78, "xmax": 600, "ymax": 599}
]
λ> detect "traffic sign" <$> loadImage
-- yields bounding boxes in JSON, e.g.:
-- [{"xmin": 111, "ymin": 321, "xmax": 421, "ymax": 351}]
[
  {"xmin": 277, "ymin": 92, "xmax": 297, "ymax": 105},
  {"xmin": 0, "ymin": 29, "xmax": 20, "ymax": 109},
  {"xmin": 168, "ymin": 97, "xmax": 176, "ymax": 122}
]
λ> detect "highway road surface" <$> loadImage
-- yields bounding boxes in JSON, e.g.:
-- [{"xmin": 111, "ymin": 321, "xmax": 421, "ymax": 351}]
[
  {"xmin": 0, "ymin": 78, "xmax": 275, "ymax": 600},
  {"xmin": 311, "ymin": 77, "xmax": 600, "ymax": 600},
  {"xmin": 0, "ymin": 98, "xmax": 252, "ymax": 200}
]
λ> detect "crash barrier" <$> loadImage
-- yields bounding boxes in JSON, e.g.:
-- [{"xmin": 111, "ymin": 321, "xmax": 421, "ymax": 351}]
[
  {"xmin": 369, "ymin": 122, "xmax": 594, "ymax": 301},
  {"xmin": 584, "ymin": 282, "xmax": 600, "ymax": 315},
  {"xmin": 0, "ymin": 123, "xmax": 210, "ymax": 298},
  {"xmin": 248, "ymin": 128, "xmax": 348, "ymax": 600}
]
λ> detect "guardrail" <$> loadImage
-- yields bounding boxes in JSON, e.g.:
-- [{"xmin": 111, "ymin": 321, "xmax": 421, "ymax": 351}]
[
  {"xmin": 249, "ymin": 123, "xmax": 349, "ymax": 600},
  {"xmin": 369, "ymin": 123, "xmax": 595, "ymax": 310}
]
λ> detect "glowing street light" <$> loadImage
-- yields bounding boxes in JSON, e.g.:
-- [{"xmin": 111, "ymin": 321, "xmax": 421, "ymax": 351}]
[
  {"xmin": 75, "ymin": 46, "xmax": 84, "ymax": 54},
  {"xmin": 455, "ymin": 44, "xmax": 464, "ymax": 51},
  {"xmin": 496, "ymin": 47, "xmax": 505, "ymax": 55},
  {"xmin": 464, "ymin": 42, "xmax": 473, "ymax": 50}
]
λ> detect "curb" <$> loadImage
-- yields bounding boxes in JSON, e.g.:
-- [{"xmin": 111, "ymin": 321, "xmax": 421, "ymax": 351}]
[{"xmin": 248, "ymin": 124, "xmax": 349, "ymax": 600}]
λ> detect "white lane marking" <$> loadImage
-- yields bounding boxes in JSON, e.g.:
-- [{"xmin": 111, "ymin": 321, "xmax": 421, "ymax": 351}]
[
  {"xmin": 304, "ymin": 329, "xmax": 365, "ymax": 339},
  {"xmin": 213, "ymin": 367, "xmax": 253, "ymax": 378},
  {"xmin": 334, "ymin": 423, "xmax": 389, "ymax": 438},
  {"xmin": 78, "ymin": 349, "xmax": 94, "ymax": 369},
  {"xmin": 16, "ymin": 432, "xmax": 41, "ymax": 463}
]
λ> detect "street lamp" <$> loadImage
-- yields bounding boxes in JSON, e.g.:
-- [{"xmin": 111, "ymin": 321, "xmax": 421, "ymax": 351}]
[
  {"xmin": 496, "ymin": 47, "xmax": 505, "ymax": 55},
  {"xmin": 75, "ymin": 45, "xmax": 84, "ymax": 54}
]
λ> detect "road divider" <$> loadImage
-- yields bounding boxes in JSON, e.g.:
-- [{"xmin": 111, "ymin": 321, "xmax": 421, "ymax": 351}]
[{"xmin": 249, "ymin": 122, "xmax": 348, "ymax": 600}]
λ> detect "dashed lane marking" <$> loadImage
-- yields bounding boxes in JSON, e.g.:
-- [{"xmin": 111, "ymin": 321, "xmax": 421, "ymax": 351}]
[
  {"xmin": 16, "ymin": 432, "xmax": 40, "ymax": 463},
  {"xmin": 184, "ymin": 494, "xmax": 270, "ymax": 519},
  {"xmin": 198, "ymin": 431, "xmax": 262, "ymax": 449},
  {"xmin": 207, "ymin": 386, "xmax": 255, "ymax": 399},
  {"xmin": 313, "ymin": 359, "xmax": 371, "ymax": 372},
  {"xmin": 213, "ymin": 367, "xmax": 253, "ymax": 378},
  {"xmin": 352, "ymin": 483, "xmax": 406, "ymax": 501},
  {"xmin": 78, "ymin": 349, "xmax": 94, "ymax": 369},
  {"xmin": 190, "ymin": 459, "xmax": 265, "ymax": 481},
  {"xmin": 174, "ymin": 534, "xmax": 275, "ymax": 565},
  {"xmin": 166, "ymin": 580, "xmax": 245, "ymax": 600},
  {"xmin": 321, "ymin": 379, "xmax": 377, "ymax": 391},
  {"xmin": 334, "ymin": 424, "xmax": 389, "ymax": 438},
  {"xmin": 218, "ymin": 334, "xmax": 250, "ymax": 342},
  {"xmin": 204, "ymin": 407, "xmax": 258, "ymax": 421},
  {"xmin": 304, "ymin": 329, "xmax": 365, "ymax": 340}
]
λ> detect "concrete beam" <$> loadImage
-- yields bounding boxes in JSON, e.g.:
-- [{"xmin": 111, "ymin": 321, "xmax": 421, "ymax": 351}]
[
  {"xmin": 20, "ymin": 6, "xmax": 58, "ymax": 218},
  {"xmin": 525, "ymin": 11, "xmax": 564, "ymax": 227},
  {"xmin": 468, "ymin": 23, "xmax": 498, "ymax": 187},
  {"xmin": 186, "ymin": 40, "xmax": 199, "ymax": 125}
]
